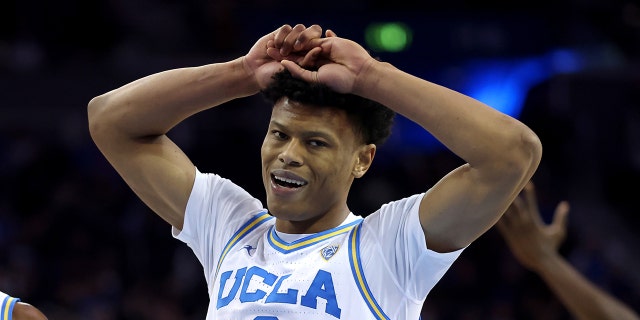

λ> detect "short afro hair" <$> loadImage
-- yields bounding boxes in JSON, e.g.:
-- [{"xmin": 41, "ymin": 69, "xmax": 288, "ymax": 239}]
[{"xmin": 261, "ymin": 69, "xmax": 395, "ymax": 146}]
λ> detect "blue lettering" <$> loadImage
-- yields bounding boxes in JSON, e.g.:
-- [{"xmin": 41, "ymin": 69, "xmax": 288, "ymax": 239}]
[
  {"xmin": 216, "ymin": 267, "xmax": 340, "ymax": 318},
  {"xmin": 240, "ymin": 266, "xmax": 278, "ymax": 302},
  {"xmin": 300, "ymin": 270, "xmax": 341, "ymax": 318},
  {"xmin": 217, "ymin": 267, "xmax": 246, "ymax": 309},
  {"xmin": 265, "ymin": 274, "xmax": 298, "ymax": 304}
]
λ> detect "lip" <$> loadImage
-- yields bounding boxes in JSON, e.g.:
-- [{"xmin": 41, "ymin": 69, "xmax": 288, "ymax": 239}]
[{"xmin": 270, "ymin": 169, "xmax": 308, "ymax": 196}]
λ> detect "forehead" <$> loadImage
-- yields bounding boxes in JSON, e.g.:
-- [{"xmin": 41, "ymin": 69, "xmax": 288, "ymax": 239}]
[{"xmin": 270, "ymin": 98, "xmax": 355, "ymax": 135}]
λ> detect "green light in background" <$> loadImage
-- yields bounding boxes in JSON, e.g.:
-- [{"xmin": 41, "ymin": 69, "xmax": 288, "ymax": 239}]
[{"xmin": 365, "ymin": 22, "xmax": 412, "ymax": 52}]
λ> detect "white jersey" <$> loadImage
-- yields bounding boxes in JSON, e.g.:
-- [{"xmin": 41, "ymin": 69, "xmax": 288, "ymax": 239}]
[
  {"xmin": 173, "ymin": 168, "xmax": 463, "ymax": 320},
  {"xmin": 0, "ymin": 291, "xmax": 19, "ymax": 320}
]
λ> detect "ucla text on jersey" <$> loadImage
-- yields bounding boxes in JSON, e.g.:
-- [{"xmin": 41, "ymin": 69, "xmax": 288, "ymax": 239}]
[{"xmin": 212, "ymin": 212, "xmax": 391, "ymax": 319}]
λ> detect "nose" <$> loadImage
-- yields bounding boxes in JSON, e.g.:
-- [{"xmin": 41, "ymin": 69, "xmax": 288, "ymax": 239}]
[{"xmin": 278, "ymin": 140, "xmax": 304, "ymax": 166}]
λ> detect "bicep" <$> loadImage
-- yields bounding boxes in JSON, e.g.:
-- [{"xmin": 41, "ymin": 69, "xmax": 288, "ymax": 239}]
[
  {"xmin": 420, "ymin": 163, "xmax": 525, "ymax": 252},
  {"xmin": 99, "ymin": 133, "xmax": 195, "ymax": 230}
]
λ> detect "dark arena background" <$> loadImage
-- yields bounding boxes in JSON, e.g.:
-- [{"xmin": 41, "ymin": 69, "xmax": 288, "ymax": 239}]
[{"xmin": 1, "ymin": 0, "xmax": 639, "ymax": 319}]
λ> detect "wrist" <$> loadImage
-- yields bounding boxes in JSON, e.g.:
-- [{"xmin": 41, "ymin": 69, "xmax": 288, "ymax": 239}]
[
  {"xmin": 235, "ymin": 56, "xmax": 261, "ymax": 95},
  {"xmin": 529, "ymin": 251, "xmax": 564, "ymax": 274},
  {"xmin": 352, "ymin": 58, "xmax": 382, "ymax": 96},
  {"xmin": 221, "ymin": 56, "xmax": 260, "ymax": 97},
  {"xmin": 352, "ymin": 59, "xmax": 396, "ymax": 102}
]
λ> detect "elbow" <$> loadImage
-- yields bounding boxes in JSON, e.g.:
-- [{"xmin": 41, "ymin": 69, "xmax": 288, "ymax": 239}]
[
  {"xmin": 521, "ymin": 128, "xmax": 543, "ymax": 170},
  {"xmin": 508, "ymin": 127, "xmax": 543, "ymax": 179},
  {"xmin": 87, "ymin": 94, "xmax": 114, "ymax": 144},
  {"xmin": 486, "ymin": 123, "xmax": 542, "ymax": 181}
]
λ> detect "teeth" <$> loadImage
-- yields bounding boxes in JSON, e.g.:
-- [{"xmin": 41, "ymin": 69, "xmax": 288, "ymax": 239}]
[{"xmin": 274, "ymin": 175, "xmax": 305, "ymax": 186}]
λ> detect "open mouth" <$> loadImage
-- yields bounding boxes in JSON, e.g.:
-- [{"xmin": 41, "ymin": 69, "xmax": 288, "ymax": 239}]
[{"xmin": 271, "ymin": 173, "xmax": 308, "ymax": 189}]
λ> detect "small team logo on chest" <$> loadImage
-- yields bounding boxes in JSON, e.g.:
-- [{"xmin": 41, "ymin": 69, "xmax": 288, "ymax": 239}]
[
  {"xmin": 320, "ymin": 245, "xmax": 340, "ymax": 260},
  {"xmin": 241, "ymin": 244, "xmax": 256, "ymax": 256}
]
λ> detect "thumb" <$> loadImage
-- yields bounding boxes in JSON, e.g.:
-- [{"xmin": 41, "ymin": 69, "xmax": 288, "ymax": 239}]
[
  {"xmin": 552, "ymin": 201, "xmax": 570, "ymax": 231},
  {"xmin": 550, "ymin": 201, "xmax": 570, "ymax": 246},
  {"xmin": 281, "ymin": 60, "xmax": 317, "ymax": 83}
]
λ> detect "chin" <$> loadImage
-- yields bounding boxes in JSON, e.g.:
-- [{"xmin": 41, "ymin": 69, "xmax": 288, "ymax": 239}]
[
  {"xmin": 266, "ymin": 200, "xmax": 304, "ymax": 221},
  {"xmin": 266, "ymin": 201, "xmax": 290, "ymax": 217}
]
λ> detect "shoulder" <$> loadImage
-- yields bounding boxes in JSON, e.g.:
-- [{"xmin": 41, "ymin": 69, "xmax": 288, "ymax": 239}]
[
  {"xmin": 14, "ymin": 302, "xmax": 48, "ymax": 320},
  {"xmin": 1, "ymin": 291, "xmax": 19, "ymax": 306},
  {"xmin": 360, "ymin": 192, "xmax": 426, "ymax": 238},
  {"xmin": 370, "ymin": 192, "xmax": 426, "ymax": 217}
]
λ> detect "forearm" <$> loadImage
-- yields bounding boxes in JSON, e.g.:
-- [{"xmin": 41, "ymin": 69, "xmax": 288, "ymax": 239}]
[
  {"xmin": 88, "ymin": 57, "xmax": 258, "ymax": 139},
  {"xmin": 355, "ymin": 61, "xmax": 541, "ymax": 172},
  {"xmin": 536, "ymin": 254, "xmax": 640, "ymax": 320}
]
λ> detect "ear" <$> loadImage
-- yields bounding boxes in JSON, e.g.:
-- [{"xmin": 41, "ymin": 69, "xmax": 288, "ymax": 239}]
[{"xmin": 353, "ymin": 144, "xmax": 376, "ymax": 178}]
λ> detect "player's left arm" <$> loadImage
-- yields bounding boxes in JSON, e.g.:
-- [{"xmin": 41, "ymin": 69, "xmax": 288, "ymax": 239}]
[
  {"xmin": 282, "ymin": 33, "xmax": 542, "ymax": 253},
  {"xmin": 354, "ymin": 61, "xmax": 541, "ymax": 254},
  {"xmin": 360, "ymin": 63, "xmax": 541, "ymax": 253}
]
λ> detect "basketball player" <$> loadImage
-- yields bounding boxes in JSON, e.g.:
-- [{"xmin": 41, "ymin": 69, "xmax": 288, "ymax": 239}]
[
  {"xmin": 88, "ymin": 23, "xmax": 542, "ymax": 319},
  {"xmin": 0, "ymin": 291, "xmax": 48, "ymax": 320}
]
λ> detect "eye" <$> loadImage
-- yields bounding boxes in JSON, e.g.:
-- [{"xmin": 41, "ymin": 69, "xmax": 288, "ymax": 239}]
[
  {"xmin": 272, "ymin": 130, "xmax": 288, "ymax": 140},
  {"xmin": 308, "ymin": 140, "xmax": 328, "ymax": 147}
]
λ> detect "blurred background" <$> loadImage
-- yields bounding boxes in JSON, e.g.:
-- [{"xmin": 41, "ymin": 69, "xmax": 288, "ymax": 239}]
[{"xmin": 1, "ymin": 0, "xmax": 639, "ymax": 319}]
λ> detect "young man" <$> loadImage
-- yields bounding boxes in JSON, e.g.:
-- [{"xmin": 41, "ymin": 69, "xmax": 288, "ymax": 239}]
[
  {"xmin": 88, "ymin": 24, "xmax": 542, "ymax": 319},
  {"xmin": 0, "ymin": 291, "xmax": 48, "ymax": 320}
]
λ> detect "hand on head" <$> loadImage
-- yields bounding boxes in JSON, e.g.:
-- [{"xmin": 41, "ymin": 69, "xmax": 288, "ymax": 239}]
[
  {"xmin": 275, "ymin": 26, "xmax": 375, "ymax": 95},
  {"xmin": 243, "ymin": 24, "xmax": 324, "ymax": 89},
  {"xmin": 267, "ymin": 24, "xmax": 326, "ymax": 59},
  {"xmin": 244, "ymin": 23, "xmax": 377, "ymax": 95}
]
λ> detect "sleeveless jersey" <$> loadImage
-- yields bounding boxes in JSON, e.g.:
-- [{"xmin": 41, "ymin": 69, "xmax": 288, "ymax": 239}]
[{"xmin": 173, "ymin": 168, "xmax": 464, "ymax": 319}]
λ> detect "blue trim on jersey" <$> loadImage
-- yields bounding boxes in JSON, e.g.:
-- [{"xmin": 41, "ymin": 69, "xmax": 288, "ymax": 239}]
[
  {"xmin": 214, "ymin": 211, "xmax": 274, "ymax": 279},
  {"xmin": 1, "ymin": 295, "xmax": 19, "ymax": 320},
  {"xmin": 348, "ymin": 222, "xmax": 390, "ymax": 320},
  {"xmin": 267, "ymin": 219, "xmax": 362, "ymax": 253}
]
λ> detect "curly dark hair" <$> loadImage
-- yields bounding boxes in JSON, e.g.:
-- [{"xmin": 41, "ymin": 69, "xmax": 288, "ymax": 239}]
[{"xmin": 260, "ymin": 69, "xmax": 396, "ymax": 146}]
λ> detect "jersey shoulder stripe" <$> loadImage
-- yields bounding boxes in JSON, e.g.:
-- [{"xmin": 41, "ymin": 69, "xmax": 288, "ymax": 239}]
[
  {"xmin": 349, "ymin": 222, "xmax": 390, "ymax": 320},
  {"xmin": 1, "ymin": 295, "xmax": 19, "ymax": 320},
  {"xmin": 214, "ymin": 210, "xmax": 273, "ymax": 279}
]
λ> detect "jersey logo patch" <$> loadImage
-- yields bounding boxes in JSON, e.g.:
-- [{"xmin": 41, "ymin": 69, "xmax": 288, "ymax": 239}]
[
  {"xmin": 320, "ymin": 245, "xmax": 339, "ymax": 260},
  {"xmin": 241, "ymin": 244, "xmax": 256, "ymax": 256}
]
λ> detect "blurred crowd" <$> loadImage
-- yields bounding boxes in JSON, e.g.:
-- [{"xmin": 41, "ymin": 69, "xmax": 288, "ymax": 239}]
[{"xmin": 1, "ymin": 0, "xmax": 639, "ymax": 319}]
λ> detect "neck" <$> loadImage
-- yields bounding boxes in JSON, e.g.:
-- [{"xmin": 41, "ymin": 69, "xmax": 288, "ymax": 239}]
[{"xmin": 274, "ymin": 209, "xmax": 351, "ymax": 234}]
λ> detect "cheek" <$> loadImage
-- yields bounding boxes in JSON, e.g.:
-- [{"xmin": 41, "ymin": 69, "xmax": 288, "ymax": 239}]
[
  {"xmin": 324, "ymin": 155, "xmax": 355, "ymax": 182},
  {"xmin": 260, "ymin": 136, "xmax": 269, "ymax": 155},
  {"xmin": 260, "ymin": 146, "xmax": 272, "ymax": 178},
  {"xmin": 261, "ymin": 140, "xmax": 276, "ymax": 162}
]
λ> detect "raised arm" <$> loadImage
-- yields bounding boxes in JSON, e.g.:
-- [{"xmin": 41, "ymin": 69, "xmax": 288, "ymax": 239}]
[
  {"xmin": 497, "ymin": 182, "xmax": 640, "ymax": 320},
  {"xmin": 283, "ymin": 32, "xmax": 542, "ymax": 252},
  {"xmin": 88, "ymin": 24, "xmax": 322, "ymax": 229}
]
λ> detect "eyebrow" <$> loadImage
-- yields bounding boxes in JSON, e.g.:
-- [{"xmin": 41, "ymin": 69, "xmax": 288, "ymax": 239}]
[{"xmin": 269, "ymin": 120, "xmax": 336, "ymax": 142}]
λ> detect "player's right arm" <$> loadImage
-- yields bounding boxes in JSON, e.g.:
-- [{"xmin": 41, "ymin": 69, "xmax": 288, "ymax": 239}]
[
  {"xmin": 88, "ymin": 24, "xmax": 323, "ymax": 230},
  {"xmin": 88, "ymin": 59, "xmax": 255, "ymax": 230}
]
